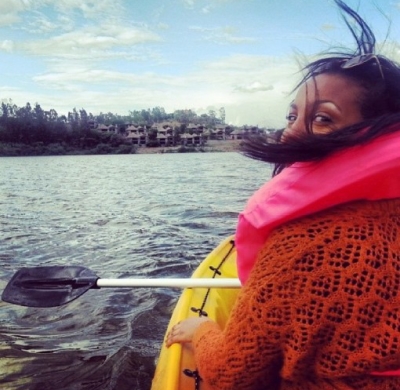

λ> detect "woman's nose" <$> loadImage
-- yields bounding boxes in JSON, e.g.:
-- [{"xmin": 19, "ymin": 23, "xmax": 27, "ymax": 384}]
[{"xmin": 283, "ymin": 119, "xmax": 305, "ymax": 139}]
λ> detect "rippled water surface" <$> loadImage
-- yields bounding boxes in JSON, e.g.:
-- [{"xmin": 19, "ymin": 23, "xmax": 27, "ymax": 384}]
[{"xmin": 0, "ymin": 152, "xmax": 271, "ymax": 389}]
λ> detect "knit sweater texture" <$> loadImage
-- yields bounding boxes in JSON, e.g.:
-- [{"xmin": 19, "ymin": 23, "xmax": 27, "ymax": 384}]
[{"xmin": 193, "ymin": 199, "xmax": 400, "ymax": 390}]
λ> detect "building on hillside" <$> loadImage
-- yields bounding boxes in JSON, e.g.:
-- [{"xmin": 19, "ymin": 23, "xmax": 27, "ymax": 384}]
[
  {"xmin": 156, "ymin": 120, "xmax": 181, "ymax": 129},
  {"xmin": 157, "ymin": 133, "xmax": 174, "ymax": 146},
  {"xmin": 243, "ymin": 125, "xmax": 263, "ymax": 135},
  {"xmin": 126, "ymin": 132, "xmax": 147, "ymax": 146},
  {"xmin": 230, "ymin": 126, "xmax": 264, "ymax": 140},
  {"xmin": 230, "ymin": 128, "xmax": 246, "ymax": 140},
  {"xmin": 88, "ymin": 119, "xmax": 98, "ymax": 129},
  {"xmin": 97, "ymin": 124, "xmax": 117, "ymax": 134},
  {"xmin": 155, "ymin": 124, "xmax": 174, "ymax": 135},
  {"xmin": 125, "ymin": 125, "xmax": 143, "ymax": 145},
  {"xmin": 181, "ymin": 133, "xmax": 203, "ymax": 146},
  {"xmin": 125, "ymin": 125, "xmax": 147, "ymax": 146},
  {"xmin": 126, "ymin": 124, "xmax": 147, "ymax": 133},
  {"xmin": 209, "ymin": 125, "xmax": 228, "ymax": 140},
  {"xmin": 90, "ymin": 119, "xmax": 263, "ymax": 148},
  {"xmin": 186, "ymin": 123, "xmax": 208, "ymax": 136}
]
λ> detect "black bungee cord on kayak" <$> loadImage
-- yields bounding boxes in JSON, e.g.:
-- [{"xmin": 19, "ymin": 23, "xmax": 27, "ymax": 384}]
[
  {"xmin": 183, "ymin": 368, "xmax": 202, "ymax": 390},
  {"xmin": 184, "ymin": 239, "xmax": 236, "ymax": 390},
  {"xmin": 190, "ymin": 238, "xmax": 236, "ymax": 317}
]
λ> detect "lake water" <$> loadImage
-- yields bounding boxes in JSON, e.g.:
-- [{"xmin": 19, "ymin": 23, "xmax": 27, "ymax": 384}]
[{"xmin": 0, "ymin": 152, "xmax": 272, "ymax": 390}]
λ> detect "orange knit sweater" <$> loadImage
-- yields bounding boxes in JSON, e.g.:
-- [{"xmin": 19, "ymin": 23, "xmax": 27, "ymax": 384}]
[{"xmin": 193, "ymin": 199, "xmax": 400, "ymax": 390}]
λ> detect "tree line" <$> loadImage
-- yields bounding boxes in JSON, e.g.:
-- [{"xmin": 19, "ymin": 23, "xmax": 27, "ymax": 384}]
[{"xmin": 0, "ymin": 100, "xmax": 226, "ymax": 156}]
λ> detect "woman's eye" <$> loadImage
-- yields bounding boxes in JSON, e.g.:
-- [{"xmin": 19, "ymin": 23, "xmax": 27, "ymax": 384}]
[
  {"xmin": 286, "ymin": 114, "xmax": 297, "ymax": 122},
  {"xmin": 314, "ymin": 114, "xmax": 332, "ymax": 123}
]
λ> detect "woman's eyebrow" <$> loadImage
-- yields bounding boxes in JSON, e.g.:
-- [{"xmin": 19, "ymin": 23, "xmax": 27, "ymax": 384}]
[{"xmin": 313, "ymin": 99, "xmax": 342, "ymax": 112}]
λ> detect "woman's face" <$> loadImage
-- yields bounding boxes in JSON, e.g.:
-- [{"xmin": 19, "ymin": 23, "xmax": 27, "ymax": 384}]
[{"xmin": 283, "ymin": 73, "xmax": 365, "ymax": 138}]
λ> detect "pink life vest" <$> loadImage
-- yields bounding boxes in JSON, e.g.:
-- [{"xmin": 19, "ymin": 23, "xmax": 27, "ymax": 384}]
[{"xmin": 236, "ymin": 129, "xmax": 400, "ymax": 285}]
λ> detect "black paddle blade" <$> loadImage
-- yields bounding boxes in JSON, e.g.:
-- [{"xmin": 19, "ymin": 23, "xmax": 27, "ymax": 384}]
[{"xmin": 1, "ymin": 266, "xmax": 99, "ymax": 307}]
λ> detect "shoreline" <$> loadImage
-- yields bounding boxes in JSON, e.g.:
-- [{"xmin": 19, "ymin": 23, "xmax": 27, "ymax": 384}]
[
  {"xmin": 0, "ymin": 139, "xmax": 242, "ymax": 157},
  {"xmin": 136, "ymin": 139, "xmax": 242, "ymax": 154}
]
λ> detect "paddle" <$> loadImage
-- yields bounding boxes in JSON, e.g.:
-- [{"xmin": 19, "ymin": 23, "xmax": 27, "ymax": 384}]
[{"xmin": 1, "ymin": 266, "xmax": 241, "ymax": 308}]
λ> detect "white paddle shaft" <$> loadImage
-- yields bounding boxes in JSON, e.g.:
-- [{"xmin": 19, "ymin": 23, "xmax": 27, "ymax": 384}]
[{"xmin": 96, "ymin": 278, "xmax": 241, "ymax": 288}]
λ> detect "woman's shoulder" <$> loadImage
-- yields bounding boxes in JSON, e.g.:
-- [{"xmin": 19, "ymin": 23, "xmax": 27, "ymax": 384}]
[
  {"xmin": 272, "ymin": 198, "xmax": 400, "ymax": 237},
  {"xmin": 254, "ymin": 198, "xmax": 400, "ymax": 273}
]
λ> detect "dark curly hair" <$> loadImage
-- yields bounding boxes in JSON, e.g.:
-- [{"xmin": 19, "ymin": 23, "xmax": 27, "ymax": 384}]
[{"xmin": 240, "ymin": 0, "xmax": 400, "ymax": 176}]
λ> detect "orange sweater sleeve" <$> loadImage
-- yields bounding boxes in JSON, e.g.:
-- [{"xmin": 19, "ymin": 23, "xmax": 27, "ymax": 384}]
[
  {"xmin": 192, "ymin": 243, "xmax": 297, "ymax": 389},
  {"xmin": 191, "ymin": 200, "xmax": 400, "ymax": 390}
]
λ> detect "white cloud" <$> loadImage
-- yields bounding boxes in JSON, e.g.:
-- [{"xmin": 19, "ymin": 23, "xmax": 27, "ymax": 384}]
[
  {"xmin": 0, "ymin": 0, "xmax": 125, "ymax": 28},
  {"xmin": 0, "ymin": 0, "xmax": 36, "ymax": 14},
  {"xmin": 57, "ymin": 14, "xmax": 75, "ymax": 30},
  {"xmin": 4, "ymin": 24, "xmax": 161, "ymax": 61},
  {"xmin": 0, "ymin": 0, "xmax": 41, "ymax": 26},
  {"xmin": 186, "ymin": 54, "xmax": 298, "ymax": 126},
  {"xmin": 0, "ymin": 1, "xmax": 304, "ymax": 127},
  {"xmin": 0, "ymin": 50, "xmax": 298, "ymax": 127},
  {"xmin": 181, "ymin": 0, "xmax": 237, "ymax": 6},
  {"xmin": 51, "ymin": 0, "xmax": 125, "ymax": 20},
  {"xmin": 0, "ymin": 40, "xmax": 14, "ymax": 52},
  {"xmin": 0, "ymin": 1, "xmax": 44, "ymax": 27},
  {"xmin": 182, "ymin": 0, "xmax": 196, "ymax": 7},
  {"xmin": 321, "ymin": 23, "xmax": 336, "ymax": 31},
  {"xmin": 33, "ymin": 69, "xmax": 175, "ymax": 89},
  {"xmin": 190, "ymin": 25, "xmax": 255, "ymax": 44},
  {"xmin": 0, "ymin": 13, "xmax": 21, "ymax": 27},
  {"xmin": 378, "ymin": 41, "xmax": 400, "ymax": 62},
  {"xmin": 234, "ymin": 81, "xmax": 273, "ymax": 93},
  {"xmin": 204, "ymin": 54, "xmax": 279, "ymax": 70},
  {"xmin": 157, "ymin": 23, "xmax": 169, "ymax": 30},
  {"xmin": 201, "ymin": 5, "xmax": 213, "ymax": 13},
  {"xmin": 25, "ymin": 11, "xmax": 59, "ymax": 33}
]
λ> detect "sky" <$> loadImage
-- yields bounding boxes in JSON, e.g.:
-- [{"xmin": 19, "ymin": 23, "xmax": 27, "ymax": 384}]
[{"xmin": 0, "ymin": 0, "xmax": 400, "ymax": 128}]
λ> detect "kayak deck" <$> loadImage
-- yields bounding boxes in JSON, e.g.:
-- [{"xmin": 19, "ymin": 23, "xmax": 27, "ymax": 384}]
[{"xmin": 151, "ymin": 235, "xmax": 240, "ymax": 390}]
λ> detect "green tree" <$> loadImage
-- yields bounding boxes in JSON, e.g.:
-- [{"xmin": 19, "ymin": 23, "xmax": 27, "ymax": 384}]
[
  {"xmin": 79, "ymin": 109, "xmax": 89, "ymax": 132},
  {"xmin": 219, "ymin": 107, "xmax": 225, "ymax": 124},
  {"xmin": 208, "ymin": 109, "xmax": 216, "ymax": 127},
  {"xmin": 151, "ymin": 106, "xmax": 168, "ymax": 123},
  {"xmin": 173, "ymin": 109, "xmax": 197, "ymax": 125}
]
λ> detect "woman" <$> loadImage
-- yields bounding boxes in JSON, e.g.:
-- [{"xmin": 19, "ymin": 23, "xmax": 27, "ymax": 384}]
[{"xmin": 166, "ymin": 1, "xmax": 400, "ymax": 388}]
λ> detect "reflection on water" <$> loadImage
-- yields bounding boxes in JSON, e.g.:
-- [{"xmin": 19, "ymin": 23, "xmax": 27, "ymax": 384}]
[{"xmin": 0, "ymin": 153, "xmax": 270, "ymax": 389}]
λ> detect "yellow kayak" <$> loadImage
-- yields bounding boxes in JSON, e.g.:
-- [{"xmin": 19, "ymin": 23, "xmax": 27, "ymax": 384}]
[{"xmin": 151, "ymin": 235, "xmax": 240, "ymax": 390}]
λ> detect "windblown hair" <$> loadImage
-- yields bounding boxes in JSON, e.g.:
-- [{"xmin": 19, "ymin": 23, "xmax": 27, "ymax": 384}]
[{"xmin": 241, "ymin": 0, "xmax": 400, "ymax": 175}]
